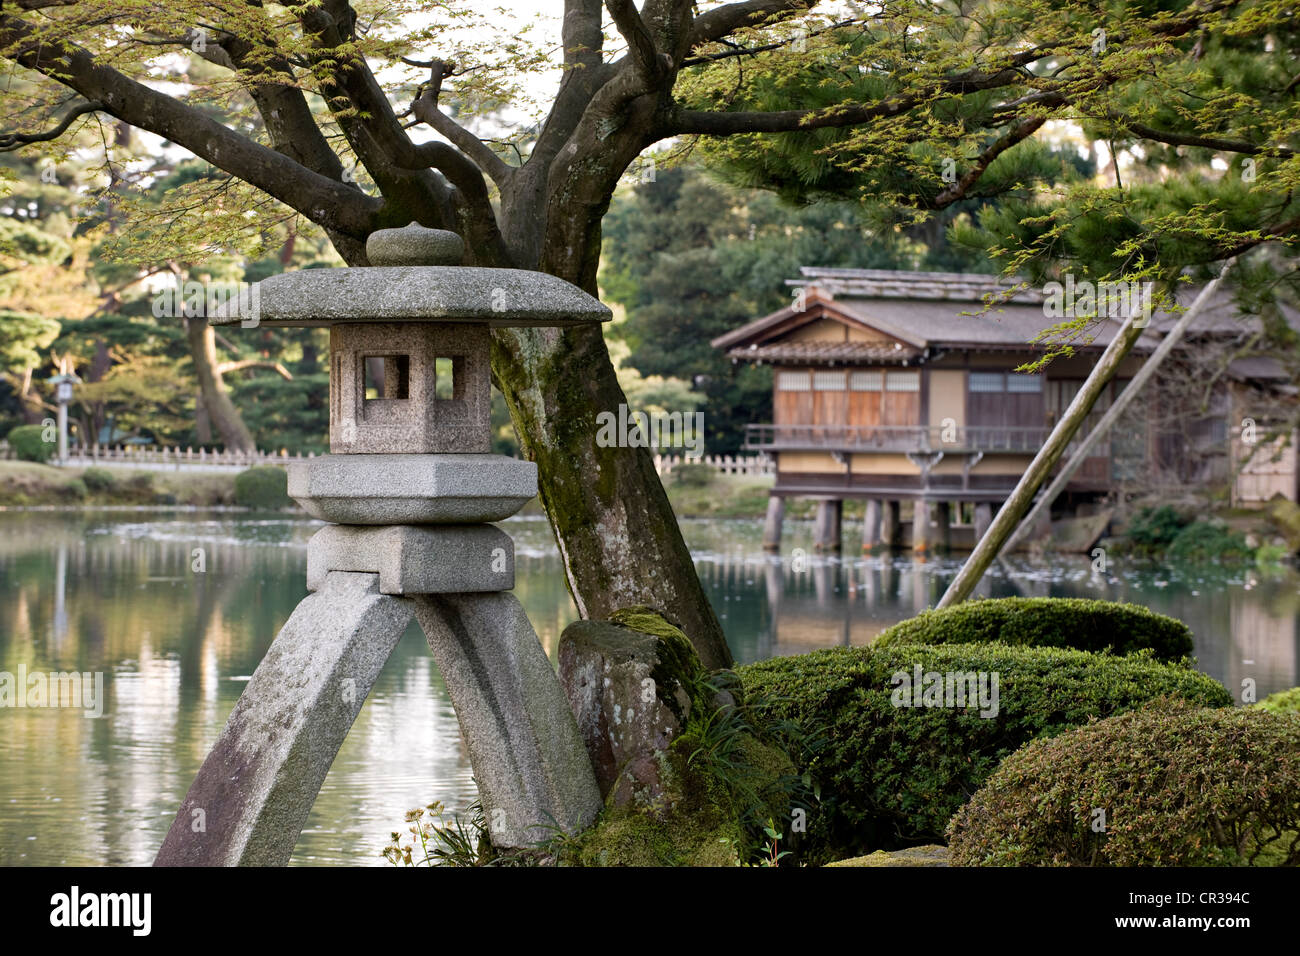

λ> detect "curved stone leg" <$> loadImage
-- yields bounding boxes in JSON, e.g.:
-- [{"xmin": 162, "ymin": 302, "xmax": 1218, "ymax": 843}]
[
  {"xmin": 413, "ymin": 592, "xmax": 601, "ymax": 849},
  {"xmin": 155, "ymin": 572, "xmax": 414, "ymax": 866}
]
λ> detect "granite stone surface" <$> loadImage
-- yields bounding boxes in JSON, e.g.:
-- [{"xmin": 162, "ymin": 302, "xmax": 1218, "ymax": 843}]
[
  {"xmin": 287, "ymin": 453, "xmax": 537, "ymax": 524},
  {"xmin": 306, "ymin": 524, "xmax": 514, "ymax": 594}
]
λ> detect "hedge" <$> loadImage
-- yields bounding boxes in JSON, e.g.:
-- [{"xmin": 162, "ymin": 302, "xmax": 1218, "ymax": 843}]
[
  {"xmin": 737, "ymin": 643, "xmax": 1232, "ymax": 862},
  {"xmin": 7, "ymin": 424, "xmax": 53, "ymax": 463},
  {"xmin": 872, "ymin": 597, "xmax": 1194, "ymax": 662},
  {"xmin": 234, "ymin": 466, "xmax": 290, "ymax": 509},
  {"xmin": 948, "ymin": 701, "xmax": 1300, "ymax": 866}
]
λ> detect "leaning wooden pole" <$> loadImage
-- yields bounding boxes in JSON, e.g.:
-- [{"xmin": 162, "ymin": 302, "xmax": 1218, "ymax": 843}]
[
  {"xmin": 1002, "ymin": 259, "xmax": 1238, "ymax": 554},
  {"xmin": 936, "ymin": 274, "xmax": 1177, "ymax": 609}
]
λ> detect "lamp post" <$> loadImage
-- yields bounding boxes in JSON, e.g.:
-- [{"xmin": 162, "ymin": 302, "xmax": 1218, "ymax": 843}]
[
  {"xmin": 156, "ymin": 223, "xmax": 611, "ymax": 866},
  {"xmin": 48, "ymin": 371, "xmax": 80, "ymax": 464}
]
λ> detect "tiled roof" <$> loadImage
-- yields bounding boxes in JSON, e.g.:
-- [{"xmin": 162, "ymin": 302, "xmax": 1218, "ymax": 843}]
[{"xmin": 726, "ymin": 341, "xmax": 922, "ymax": 364}]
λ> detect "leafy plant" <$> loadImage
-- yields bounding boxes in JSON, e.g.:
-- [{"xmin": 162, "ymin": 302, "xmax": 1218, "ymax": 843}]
[
  {"xmin": 382, "ymin": 801, "xmax": 484, "ymax": 867},
  {"xmin": 6, "ymin": 424, "xmax": 53, "ymax": 463},
  {"xmin": 233, "ymin": 465, "xmax": 289, "ymax": 509},
  {"xmin": 1124, "ymin": 505, "xmax": 1190, "ymax": 555},
  {"xmin": 949, "ymin": 701, "xmax": 1300, "ymax": 866},
  {"xmin": 81, "ymin": 466, "xmax": 116, "ymax": 492}
]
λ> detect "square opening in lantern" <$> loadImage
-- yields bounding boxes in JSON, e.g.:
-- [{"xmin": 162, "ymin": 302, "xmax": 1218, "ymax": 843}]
[
  {"xmin": 434, "ymin": 356, "xmax": 461, "ymax": 401},
  {"xmin": 363, "ymin": 354, "xmax": 410, "ymax": 400}
]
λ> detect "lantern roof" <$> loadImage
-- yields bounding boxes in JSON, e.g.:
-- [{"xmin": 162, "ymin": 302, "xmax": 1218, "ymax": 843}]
[{"xmin": 210, "ymin": 223, "xmax": 611, "ymax": 328}]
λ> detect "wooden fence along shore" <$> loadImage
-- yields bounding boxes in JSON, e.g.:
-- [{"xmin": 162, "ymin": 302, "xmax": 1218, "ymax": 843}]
[{"xmin": 0, "ymin": 442, "xmax": 775, "ymax": 478}]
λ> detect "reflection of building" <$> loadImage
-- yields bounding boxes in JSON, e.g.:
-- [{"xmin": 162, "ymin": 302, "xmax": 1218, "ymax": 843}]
[
  {"xmin": 1230, "ymin": 589, "xmax": 1298, "ymax": 702},
  {"xmin": 714, "ymin": 269, "xmax": 1299, "ymax": 553}
]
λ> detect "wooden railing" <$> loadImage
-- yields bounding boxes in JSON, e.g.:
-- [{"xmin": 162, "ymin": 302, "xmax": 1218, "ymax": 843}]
[
  {"xmin": 2, "ymin": 441, "xmax": 775, "ymax": 478},
  {"xmin": 743, "ymin": 424, "xmax": 1050, "ymax": 454},
  {"xmin": 0, "ymin": 443, "xmax": 314, "ymax": 472},
  {"xmin": 653, "ymin": 453, "xmax": 774, "ymax": 477}
]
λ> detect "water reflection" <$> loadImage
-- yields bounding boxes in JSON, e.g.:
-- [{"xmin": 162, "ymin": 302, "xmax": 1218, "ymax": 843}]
[{"xmin": 0, "ymin": 510, "xmax": 1296, "ymax": 865}]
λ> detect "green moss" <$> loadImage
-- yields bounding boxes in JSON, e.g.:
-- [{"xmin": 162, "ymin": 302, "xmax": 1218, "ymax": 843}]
[
  {"xmin": 563, "ymin": 801, "xmax": 744, "ymax": 867},
  {"xmin": 828, "ymin": 845, "xmax": 950, "ymax": 867},
  {"xmin": 874, "ymin": 597, "xmax": 1194, "ymax": 662}
]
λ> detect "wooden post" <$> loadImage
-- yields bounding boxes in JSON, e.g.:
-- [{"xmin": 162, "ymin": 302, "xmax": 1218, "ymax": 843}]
[
  {"xmin": 862, "ymin": 498, "xmax": 883, "ymax": 551},
  {"xmin": 936, "ymin": 501, "xmax": 952, "ymax": 552},
  {"xmin": 762, "ymin": 496, "xmax": 785, "ymax": 552},
  {"xmin": 973, "ymin": 501, "xmax": 994, "ymax": 542},
  {"xmin": 883, "ymin": 500, "xmax": 901, "ymax": 548},
  {"xmin": 814, "ymin": 499, "xmax": 842, "ymax": 552},
  {"xmin": 912, "ymin": 499, "xmax": 932, "ymax": 556}
]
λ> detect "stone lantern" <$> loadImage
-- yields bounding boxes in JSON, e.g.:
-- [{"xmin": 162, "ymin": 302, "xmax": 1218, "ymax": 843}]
[{"xmin": 156, "ymin": 224, "xmax": 609, "ymax": 867}]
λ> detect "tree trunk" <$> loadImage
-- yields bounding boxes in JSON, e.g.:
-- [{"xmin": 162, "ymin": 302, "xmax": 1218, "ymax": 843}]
[
  {"xmin": 493, "ymin": 323, "xmax": 731, "ymax": 670},
  {"xmin": 481, "ymin": 180, "xmax": 733, "ymax": 670},
  {"xmin": 185, "ymin": 316, "xmax": 255, "ymax": 453}
]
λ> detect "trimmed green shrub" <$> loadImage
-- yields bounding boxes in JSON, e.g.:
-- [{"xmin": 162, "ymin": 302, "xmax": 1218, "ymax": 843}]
[
  {"xmin": 81, "ymin": 467, "xmax": 116, "ymax": 492},
  {"xmin": 948, "ymin": 701, "xmax": 1300, "ymax": 866},
  {"xmin": 234, "ymin": 466, "xmax": 290, "ymax": 509},
  {"xmin": 1255, "ymin": 686, "xmax": 1300, "ymax": 716},
  {"xmin": 127, "ymin": 471, "xmax": 154, "ymax": 491},
  {"xmin": 737, "ymin": 643, "xmax": 1232, "ymax": 862},
  {"xmin": 7, "ymin": 424, "xmax": 53, "ymax": 463},
  {"xmin": 670, "ymin": 463, "xmax": 713, "ymax": 488},
  {"xmin": 873, "ymin": 597, "xmax": 1194, "ymax": 662}
]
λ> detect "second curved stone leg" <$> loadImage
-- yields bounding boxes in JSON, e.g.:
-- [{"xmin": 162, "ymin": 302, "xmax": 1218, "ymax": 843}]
[
  {"xmin": 413, "ymin": 591, "xmax": 602, "ymax": 849},
  {"xmin": 155, "ymin": 572, "xmax": 414, "ymax": 866}
]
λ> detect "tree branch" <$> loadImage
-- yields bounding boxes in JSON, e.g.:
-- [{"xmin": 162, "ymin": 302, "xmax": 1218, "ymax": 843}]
[
  {"xmin": 0, "ymin": 12, "xmax": 381, "ymax": 238},
  {"xmin": 689, "ymin": 0, "xmax": 817, "ymax": 50},
  {"xmin": 0, "ymin": 98, "xmax": 101, "ymax": 151},
  {"xmin": 1121, "ymin": 120, "xmax": 1295, "ymax": 158},
  {"xmin": 409, "ymin": 65, "xmax": 512, "ymax": 187},
  {"xmin": 216, "ymin": 359, "xmax": 293, "ymax": 380},
  {"xmin": 931, "ymin": 115, "xmax": 1048, "ymax": 207}
]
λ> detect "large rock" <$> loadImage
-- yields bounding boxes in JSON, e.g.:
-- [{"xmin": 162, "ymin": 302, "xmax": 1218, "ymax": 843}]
[{"xmin": 559, "ymin": 607, "xmax": 704, "ymax": 811}]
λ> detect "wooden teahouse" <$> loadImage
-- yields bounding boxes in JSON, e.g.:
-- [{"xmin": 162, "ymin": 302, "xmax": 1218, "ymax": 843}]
[{"xmin": 712, "ymin": 268, "xmax": 1299, "ymax": 553}]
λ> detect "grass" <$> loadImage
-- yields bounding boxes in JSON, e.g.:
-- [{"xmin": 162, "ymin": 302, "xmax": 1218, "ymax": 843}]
[{"xmin": 0, "ymin": 460, "xmax": 240, "ymax": 508}]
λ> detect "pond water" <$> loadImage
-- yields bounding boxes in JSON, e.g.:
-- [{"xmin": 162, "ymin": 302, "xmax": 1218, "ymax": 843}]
[{"xmin": 1, "ymin": 509, "xmax": 1296, "ymax": 866}]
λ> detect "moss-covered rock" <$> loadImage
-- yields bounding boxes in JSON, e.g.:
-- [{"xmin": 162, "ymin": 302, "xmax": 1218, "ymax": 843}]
[
  {"xmin": 557, "ymin": 607, "xmax": 803, "ymax": 866},
  {"xmin": 828, "ymin": 845, "xmax": 950, "ymax": 867}
]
